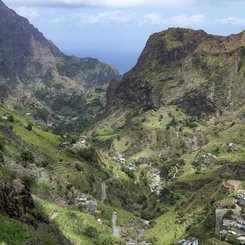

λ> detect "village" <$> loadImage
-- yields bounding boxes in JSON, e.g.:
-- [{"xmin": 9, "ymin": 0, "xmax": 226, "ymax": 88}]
[{"xmin": 216, "ymin": 181, "xmax": 245, "ymax": 244}]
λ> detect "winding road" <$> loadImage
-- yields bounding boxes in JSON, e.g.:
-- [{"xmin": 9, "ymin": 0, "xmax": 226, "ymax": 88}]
[
  {"xmin": 112, "ymin": 212, "xmax": 120, "ymax": 237},
  {"xmin": 101, "ymin": 181, "xmax": 107, "ymax": 202},
  {"xmin": 101, "ymin": 175, "xmax": 118, "ymax": 202}
]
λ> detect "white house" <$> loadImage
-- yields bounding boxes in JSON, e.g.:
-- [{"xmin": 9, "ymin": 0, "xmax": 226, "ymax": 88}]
[
  {"xmin": 178, "ymin": 237, "xmax": 198, "ymax": 245},
  {"xmin": 237, "ymin": 190, "xmax": 245, "ymax": 206}
]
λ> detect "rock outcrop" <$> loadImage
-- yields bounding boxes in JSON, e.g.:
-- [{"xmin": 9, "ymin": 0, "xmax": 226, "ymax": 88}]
[
  {"xmin": 107, "ymin": 28, "xmax": 245, "ymax": 115},
  {"xmin": 0, "ymin": 178, "xmax": 34, "ymax": 222}
]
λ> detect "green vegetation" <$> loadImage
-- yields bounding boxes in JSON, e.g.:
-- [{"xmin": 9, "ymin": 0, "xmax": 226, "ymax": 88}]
[
  {"xmin": 0, "ymin": 28, "xmax": 245, "ymax": 245},
  {"xmin": 0, "ymin": 215, "xmax": 33, "ymax": 245},
  {"xmin": 35, "ymin": 198, "xmax": 124, "ymax": 245}
]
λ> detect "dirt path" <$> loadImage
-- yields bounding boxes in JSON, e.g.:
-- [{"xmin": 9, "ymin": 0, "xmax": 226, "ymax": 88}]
[
  {"xmin": 226, "ymin": 180, "xmax": 241, "ymax": 191},
  {"xmin": 101, "ymin": 175, "xmax": 118, "ymax": 202},
  {"xmin": 101, "ymin": 181, "xmax": 107, "ymax": 202}
]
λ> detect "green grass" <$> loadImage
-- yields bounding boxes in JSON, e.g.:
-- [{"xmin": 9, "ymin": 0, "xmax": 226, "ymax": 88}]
[
  {"xmin": 97, "ymin": 201, "xmax": 135, "ymax": 227},
  {"xmin": 35, "ymin": 197, "xmax": 116, "ymax": 245},
  {"xmin": 147, "ymin": 209, "xmax": 190, "ymax": 245},
  {"xmin": 0, "ymin": 215, "xmax": 34, "ymax": 245}
]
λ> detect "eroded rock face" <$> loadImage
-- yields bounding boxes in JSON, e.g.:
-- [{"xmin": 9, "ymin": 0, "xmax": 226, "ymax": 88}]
[
  {"xmin": 0, "ymin": 0, "xmax": 59, "ymax": 81},
  {"xmin": 0, "ymin": 0, "xmax": 120, "ymax": 87},
  {"xmin": 174, "ymin": 89, "xmax": 216, "ymax": 116},
  {"xmin": 107, "ymin": 28, "xmax": 245, "ymax": 115},
  {"xmin": 107, "ymin": 78, "xmax": 161, "ymax": 110},
  {"xmin": 0, "ymin": 178, "xmax": 34, "ymax": 222}
]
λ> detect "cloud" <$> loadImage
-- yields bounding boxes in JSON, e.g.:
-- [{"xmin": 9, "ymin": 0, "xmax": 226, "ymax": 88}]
[
  {"xmin": 138, "ymin": 13, "xmax": 206, "ymax": 27},
  {"xmin": 74, "ymin": 11, "xmax": 207, "ymax": 27},
  {"xmin": 5, "ymin": 0, "xmax": 195, "ymax": 8},
  {"xmin": 140, "ymin": 12, "xmax": 165, "ymax": 25},
  {"xmin": 217, "ymin": 17, "xmax": 245, "ymax": 26},
  {"xmin": 171, "ymin": 15, "xmax": 206, "ymax": 26},
  {"xmin": 6, "ymin": 0, "xmax": 245, "ymax": 8},
  {"xmin": 75, "ymin": 11, "xmax": 134, "ymax": 25}
]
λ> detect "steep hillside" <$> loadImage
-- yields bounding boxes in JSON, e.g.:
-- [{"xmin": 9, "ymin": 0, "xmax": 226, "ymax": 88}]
[
  {"xmin": 0, "ymin": 0, "xmax": 120, "ymax": 89},
  {"xmin": 0, "ymin": 0, "xmax": 120, "ymax": 135},
  {"xmin": 0, "ymin": 6, "xmax": 244, "ymax": 243},
  {"xmin": 0, "ymin": 105, "xmax": 141, "ymax": 244},
  {"xmin": 107, "ymin": 28, "xmax": 245, "ymax": 115},
  {"xmin": 85, "ymin": 28, "xmax": 245, "ymax": 244}
]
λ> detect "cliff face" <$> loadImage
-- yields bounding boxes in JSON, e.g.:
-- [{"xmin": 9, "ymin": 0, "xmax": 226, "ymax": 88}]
[
  {"xmin": 0, "ymin": 178, "xmax": 34, "ymax": 222},
  {"xmin": 0, "ymin": 1, "xmax": 59, "ymax": 83},
  {"xmin": 107, "ymin": 28, "xmax": 245, "ymax": 115},
  {"xmin": 0, "ymin": 0, "xmax": 120, "ymax": 88}
]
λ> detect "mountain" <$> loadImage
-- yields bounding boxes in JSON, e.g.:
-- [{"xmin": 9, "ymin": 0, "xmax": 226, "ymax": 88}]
[
  {"xmin": 0, "ymin": 106, "xmax": 133, "ymax": 245},
  {"xmin": 107, "ymin": 28, "xmax": 245, "ymax": 115},
  {"xmin": 0, "ymin": 0, "xmax": 121, "ymax": 134},
  {"xmin": 0, "ymin": 0, "xmax": 120, "ymax": 91},
  {"xmin": 0, "ymin": 4, "xmax": 245, "ymax": 243}
]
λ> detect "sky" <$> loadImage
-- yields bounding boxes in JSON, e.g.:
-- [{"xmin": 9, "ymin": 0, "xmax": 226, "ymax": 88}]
[{"xmin": 4, "ymin": 0, "xmax": 245, "ymax": 73}]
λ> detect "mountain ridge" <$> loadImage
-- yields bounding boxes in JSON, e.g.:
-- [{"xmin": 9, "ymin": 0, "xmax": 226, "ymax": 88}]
[
  {"xmin": 107, "ymin": 28, "xmax": 245, "ymax": 115},
  {"xmin": 0, "ymin": 0, "xmax": 121, "ymax": 133}
]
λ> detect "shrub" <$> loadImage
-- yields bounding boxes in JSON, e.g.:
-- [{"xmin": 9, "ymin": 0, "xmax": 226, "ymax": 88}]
[
  {"xmin": 40, "ymin": 160, "xmax": 49, "ymax": 167},
  {"xmin": 21, "ymin": 175, "xmax": 35, "ymax": 189},
  {"xmin": 20, "ymin": 151, "xmax": 34, "ymax": 162},
  {"xmin": 9, "ymin": 115, "xmax": 14, "ymax": 122},
  {"xmin": 26, "ymin": 123, "xmax": 33, "ymax": 131},
  {"xmin": 185, "ymin": 117, "xmax": 198, "ymax": 128},
  {"xmin": 166, "ymin": 116, "xmax": 178, "ymax": 129},
  {"xmin": 35, "ymin": 108, "xmax": 49, "ymax": 122},
  {"xmin": 95, "ymin": 235, "xmax": 119, "ymax": 245},
  {"xmin": 0, "ymin": 138, "xmax": 5, "ymax": 151},
  {"xmin": 84, "ymin": 226, "xmax": 98, "ymax": 238},
  {"xmin": 75, "ymin": 163, "xmax": 83, "ymax": 171},
  {"xmin": 0, "ymin": 151, "xmax": 4, "ymax": 165},
  {"xmin": 78, "ymin": 147, "xmax": 98, "ymax": 163},
  {"xmin": 122, "ymin": 167, "xmax": 136, "ymax": 180}
]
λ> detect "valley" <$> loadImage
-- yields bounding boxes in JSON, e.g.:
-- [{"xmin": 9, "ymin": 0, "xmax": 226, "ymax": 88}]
[{"xmin": 0, "ymin": 1, "xmax": 245, "ymax": 245}]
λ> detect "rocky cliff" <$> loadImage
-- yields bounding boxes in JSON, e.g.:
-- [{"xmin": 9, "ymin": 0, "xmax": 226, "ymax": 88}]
[
  {"xmin": 107, "ymin": 28, "xmax": 245, "ymax": 115},
  {"xmin": 0, "ymin": 0, "xmax": 120, "ymax": 89},
  {"xmin": 0, "ymin": 178, "xmax": 34, "ymax": 223}
]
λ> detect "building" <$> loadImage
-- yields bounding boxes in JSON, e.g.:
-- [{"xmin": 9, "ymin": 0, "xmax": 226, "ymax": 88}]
[
  {"xmin": 223, "ymin": 219, "xmax": 236, "ymax": 229},
  {"xmin": 237, "ymin": 190, "xmax": 245, "ymax": 206},
  {"xmin": 127, "ymin": 163, "xmax": 136, "ymax": 171},
  {"xmin": 86, "ymin": 200, "xmax": 97, "ymax": 214},
  {"xmin": 77, "ymin": 194, "xmax": 88, "ymax": 205},
  {"xmin": 119, "ymin": 158, "xmax": 126, "ymax": 165},
  {"xmin": 178, "ymin": 237, "xmax": 198, "ymax": 245},
  {"xmin": 238, "ymin": 236, "xmax": 245, "ymax": 244}
]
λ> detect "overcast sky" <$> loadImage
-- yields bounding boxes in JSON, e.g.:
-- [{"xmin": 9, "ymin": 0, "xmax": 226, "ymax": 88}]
[{"xmin": 4, "ymin": 0, "xmax": 245, "ymax": 73}]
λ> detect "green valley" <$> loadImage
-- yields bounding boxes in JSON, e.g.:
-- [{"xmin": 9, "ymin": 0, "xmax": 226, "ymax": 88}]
[{"xmin": 0, "ymin": 1, "xmax": 245, "ymax": 244}]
